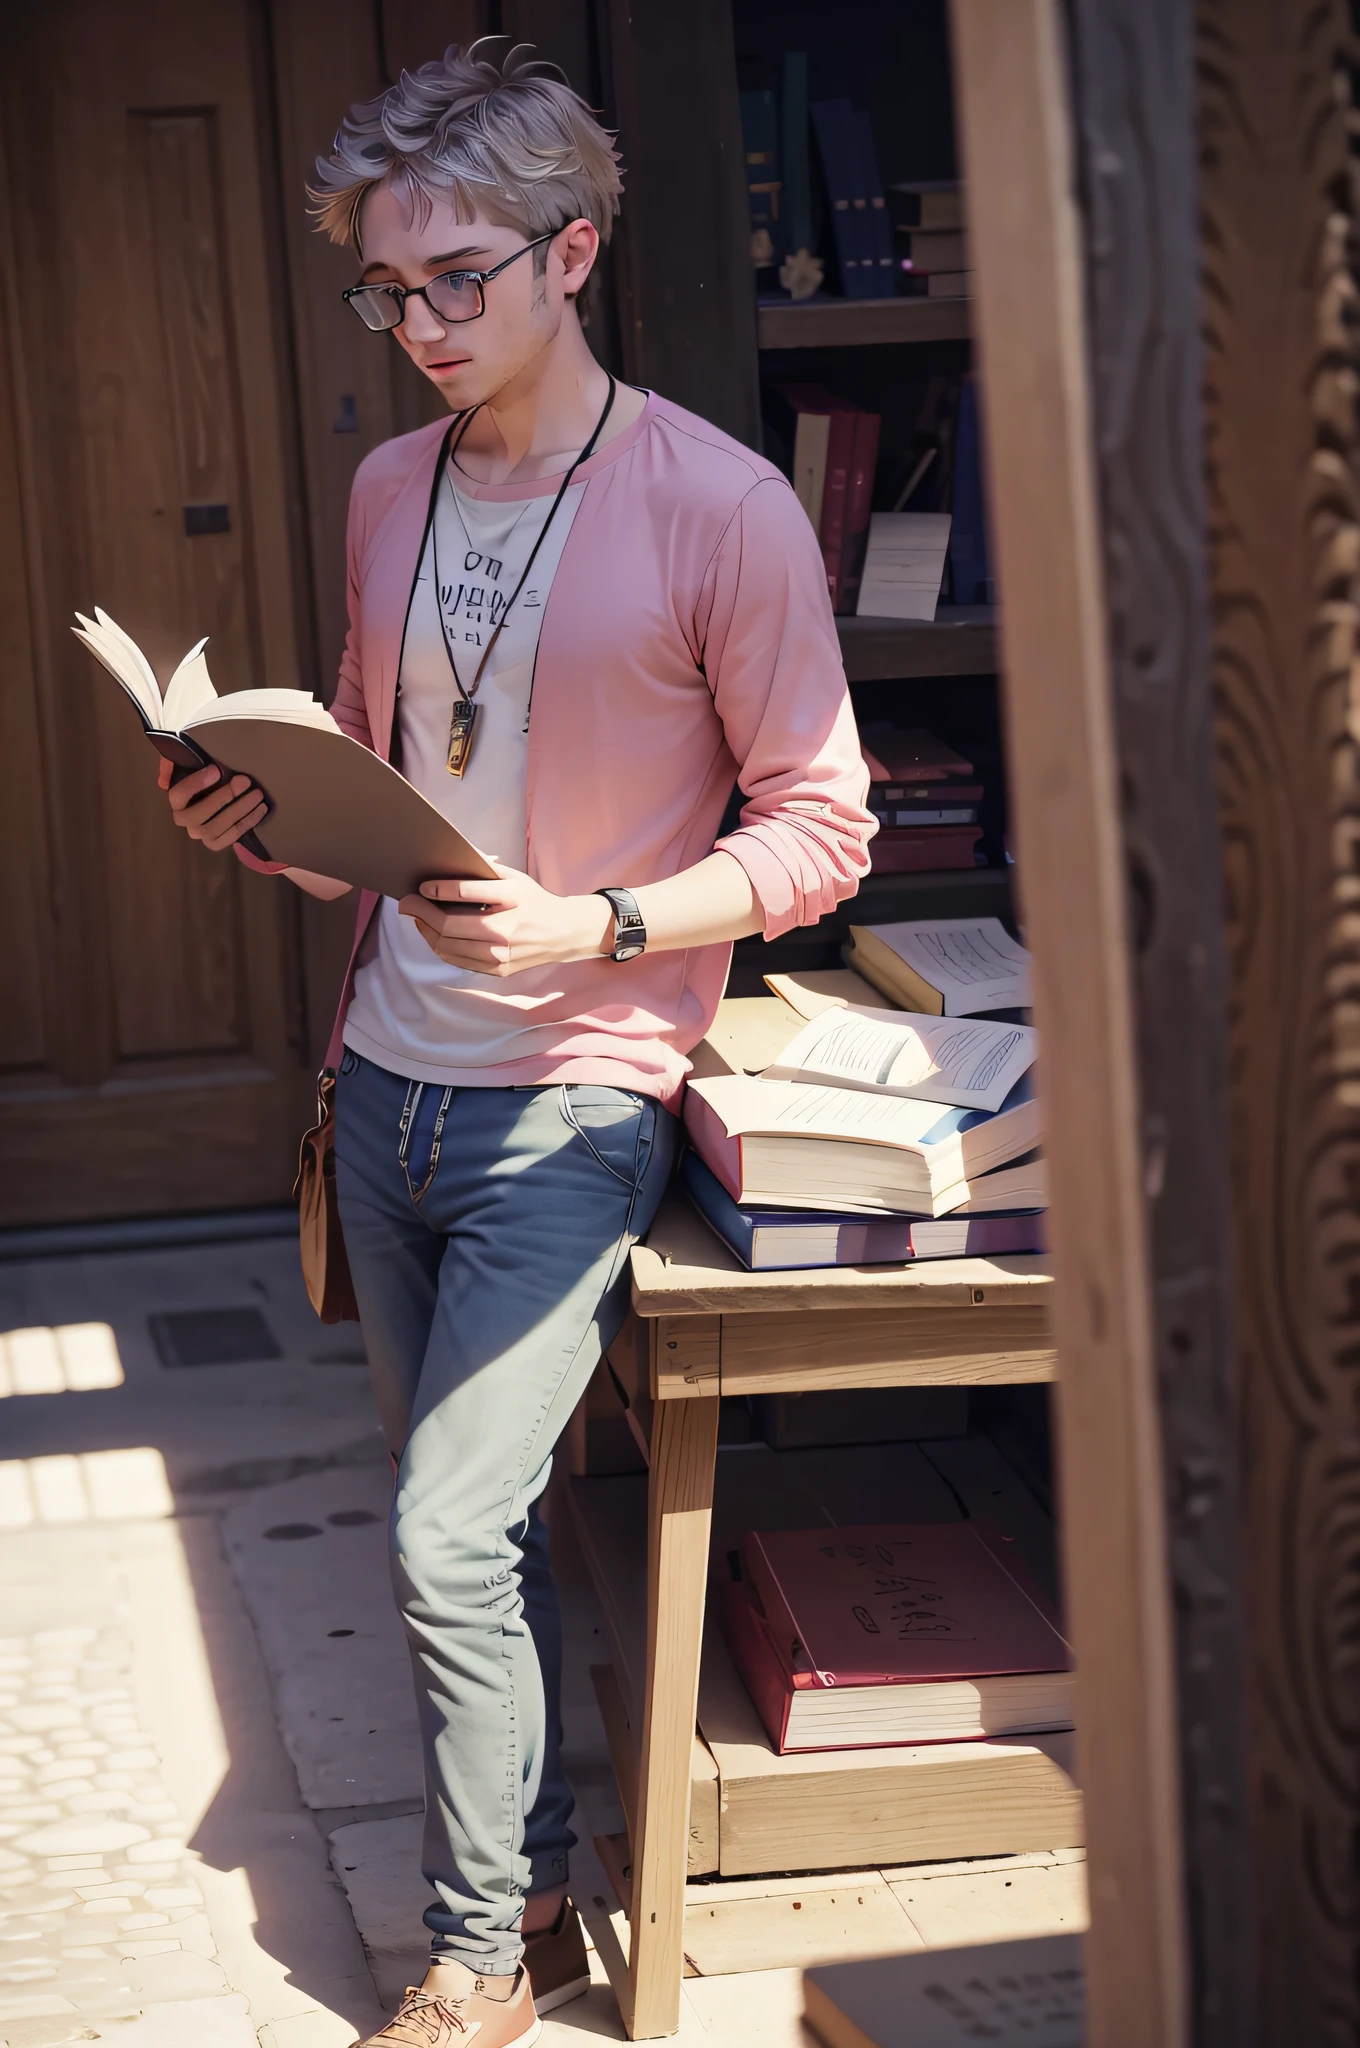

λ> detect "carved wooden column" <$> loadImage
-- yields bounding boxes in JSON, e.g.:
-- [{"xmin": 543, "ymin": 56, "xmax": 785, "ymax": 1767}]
[{"xmin": 1197, "ymin": 0, "xmax": 1360, "ymax": 2036}]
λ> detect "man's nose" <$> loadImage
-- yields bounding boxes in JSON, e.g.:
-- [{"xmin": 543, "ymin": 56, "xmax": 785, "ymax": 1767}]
[{"xmin": 402, "ymin": 291, "xmax": 447, "ymax": 342}]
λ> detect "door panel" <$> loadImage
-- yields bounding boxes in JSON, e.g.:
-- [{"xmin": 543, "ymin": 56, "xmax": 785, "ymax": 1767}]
[{"xmin": 0, "ymin": 0, "xmax": 313, "ymax": 1222}]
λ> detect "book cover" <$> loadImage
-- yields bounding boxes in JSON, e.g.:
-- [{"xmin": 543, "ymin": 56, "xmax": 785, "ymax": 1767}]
[
  {"xmin": 886, "ymin": 180, "xmax": 965, "ymax": 232},
  {"xmin": 861, "ymin": 727, "xmax": 974, "ymax": 784},
  {"xmin": 739, "ymin": 89, "xmax": 781, "ymax": 266},
  {"xmin": 682, "ymin": 1149, "xmax": 1045, "ymax": 1271},
  {"xmin": 851, "ymin": 109, "xmax": 895, "ymax": 297},
  {"xmin": 744, "ymin": 1522, "xmax": 1069, "ymax": 1686},
  {"xmin": 819, "ymin": 406, "xmax": 859, "ymax": 608},
  {"xmin": 900, "ymin": 228, "xmax": 969, "ymax": 273},
  {"xmin": 838, "ymin": 408, "xmax": 882, "ymax": 614},
  {"xmin": 846, "ymin": 918, "xmax": 1031, "ymax": 1015},
  {"xmin": 810, "ymin": 99, "xmax": 868, "ymax": 297},
  {"xmin": 869, "ymin": 827, "xmax": 982, "ymax": 874}
]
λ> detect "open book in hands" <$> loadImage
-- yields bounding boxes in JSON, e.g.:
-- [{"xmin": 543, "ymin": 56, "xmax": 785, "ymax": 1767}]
[{"xmin": 73, "ymin": 608, "xmax": 497, "ymax": 897}]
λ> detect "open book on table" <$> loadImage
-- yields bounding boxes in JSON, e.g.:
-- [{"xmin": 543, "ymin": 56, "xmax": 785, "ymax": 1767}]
[{"xmin": 73, "ymin": 608, "xmax": 498, "ymax": 897}]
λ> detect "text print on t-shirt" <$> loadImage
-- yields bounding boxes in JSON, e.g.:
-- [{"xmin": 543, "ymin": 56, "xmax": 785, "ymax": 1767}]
[{"xmin": 441, "ymin": 540, "xmax": 544, "ymax": 651}]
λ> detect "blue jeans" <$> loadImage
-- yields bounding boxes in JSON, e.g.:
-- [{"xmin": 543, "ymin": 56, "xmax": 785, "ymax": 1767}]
[{"xmin": 333, "ymin": 1050, "xmax": 678, "ymax": 1974}]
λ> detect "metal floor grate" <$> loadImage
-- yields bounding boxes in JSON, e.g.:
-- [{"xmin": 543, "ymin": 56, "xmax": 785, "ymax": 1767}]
[{"xmin": 148, "ymin": 1307, "xmax": 282, "ymax": 1369}]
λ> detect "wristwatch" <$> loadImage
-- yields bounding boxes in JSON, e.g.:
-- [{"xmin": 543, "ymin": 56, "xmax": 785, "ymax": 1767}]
[{"xmin": 596, "ymin": 887, "xmax": 647, "ymax": 962}]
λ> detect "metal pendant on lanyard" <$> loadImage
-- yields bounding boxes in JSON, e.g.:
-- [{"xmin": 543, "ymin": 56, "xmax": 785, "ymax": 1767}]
[{"xmin": 432, "ymin": 376, "xmax": 617, "ymax": 777}]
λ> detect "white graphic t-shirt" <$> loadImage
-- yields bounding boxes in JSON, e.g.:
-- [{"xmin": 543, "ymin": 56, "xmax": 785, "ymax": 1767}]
[{"xmin": 342, "ymin": 462, "xmax": 587, "ymax": 1082}]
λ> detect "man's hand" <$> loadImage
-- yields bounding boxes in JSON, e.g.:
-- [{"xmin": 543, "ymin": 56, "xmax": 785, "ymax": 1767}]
[
  {"xmin": 398, "ymin": 865, "xmax": 613, "ymax": 977},
  {"xmin": 158, "ymin": 757, "xmax": 268, "ymax": 852}
]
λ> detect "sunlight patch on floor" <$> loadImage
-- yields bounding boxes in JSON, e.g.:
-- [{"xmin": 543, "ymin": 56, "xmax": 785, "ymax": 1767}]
[
  {"xmin": 0, "ymin": 1322, "xmax": 125, "ymax": 1396},
  {"xmin": 0, "ymin": 1447, "xmax": 174, "ymax": 1528}
]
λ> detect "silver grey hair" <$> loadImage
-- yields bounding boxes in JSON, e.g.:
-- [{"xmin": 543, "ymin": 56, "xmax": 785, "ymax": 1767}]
[{"xmin": 308, "ymin": 37, "xmax": 623, "ymax": 266}]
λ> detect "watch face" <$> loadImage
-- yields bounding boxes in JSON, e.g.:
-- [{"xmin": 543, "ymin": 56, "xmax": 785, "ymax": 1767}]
[{"xmin": 614, "ymin": 940, "xmax": 646, "ymax": 962}]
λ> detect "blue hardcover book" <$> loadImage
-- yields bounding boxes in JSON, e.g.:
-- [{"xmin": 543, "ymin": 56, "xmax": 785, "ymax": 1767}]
[
  {"xmin": 811, "ymin": 99, "xmax": 871, "ymax": 298},
  {"xmin": 781, "ymin": 53, "xmax": 813, "ymax": 258},
  {"xmin": 682, "ymin": 1150, "xmax": 1045, "ymax": 1272},
  {"xmin": 851, "ymin": 110, "xmax": 896, "ymax": 298},
  {"xmin": 948, "ymin": 375, "xmax": 993, "ymax": 604}
]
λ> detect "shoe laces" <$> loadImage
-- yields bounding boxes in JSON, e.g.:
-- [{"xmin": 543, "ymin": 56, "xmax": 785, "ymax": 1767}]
[{"xmin": 373, "ymin": 1986, "xmax": 473, "ymax": 2043}]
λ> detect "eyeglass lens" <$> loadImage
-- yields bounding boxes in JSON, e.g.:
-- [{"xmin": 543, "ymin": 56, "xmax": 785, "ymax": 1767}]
[{"xmin": 348, "ymin": 273, "xmax": 484, "ymax": 331}]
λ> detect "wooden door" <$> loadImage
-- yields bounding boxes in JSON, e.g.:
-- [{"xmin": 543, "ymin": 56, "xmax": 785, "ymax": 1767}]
[{"xmin": 0, "ymin": 0, "xmax": 317, "ymax": 1223}]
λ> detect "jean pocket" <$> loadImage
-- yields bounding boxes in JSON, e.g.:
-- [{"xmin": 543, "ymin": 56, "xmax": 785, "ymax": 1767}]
[{"xmin": 558, "ymin": 1085, "xmax": 652, "ymax": 1190}]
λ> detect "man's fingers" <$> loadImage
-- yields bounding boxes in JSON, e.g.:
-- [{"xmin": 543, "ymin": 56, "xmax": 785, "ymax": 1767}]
[
  {"xmin": 165, "ymin": 762, "xmax": 223, "ymax": 811},
  {"xmin": 416, "ymin": 877, "xmax": 516, "ymax": 907},
  {"xmin": 195, "ymin": 791, "xmax": 268, "ymax": 847}
]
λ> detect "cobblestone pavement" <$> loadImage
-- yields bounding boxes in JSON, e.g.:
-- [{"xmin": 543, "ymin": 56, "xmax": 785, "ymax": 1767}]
[{"xmin": 0, "ymin": 1621, "xmax": 220, "ymax": 2042}]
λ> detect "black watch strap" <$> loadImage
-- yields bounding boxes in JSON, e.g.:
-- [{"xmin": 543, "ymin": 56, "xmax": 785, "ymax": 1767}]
[{"xmin": 596, "ymin": 887, "xmax": 647, "ymax": 962}]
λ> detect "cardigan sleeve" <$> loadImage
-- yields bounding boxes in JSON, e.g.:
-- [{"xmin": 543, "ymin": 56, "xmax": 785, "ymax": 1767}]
[{"xmin": 700, "ymin": 476, "xmax": 876, "ymax": 939}]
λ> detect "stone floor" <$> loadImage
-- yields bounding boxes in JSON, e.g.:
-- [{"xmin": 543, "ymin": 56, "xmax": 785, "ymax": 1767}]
[{"xmin": 0, "ymin": 1233, "xmax": 1087, "ymax": 2046}]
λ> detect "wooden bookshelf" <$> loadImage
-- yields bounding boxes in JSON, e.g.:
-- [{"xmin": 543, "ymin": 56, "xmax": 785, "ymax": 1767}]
[
  {"xmin": 757, "ymin": 296, "xmax": 971, "ymax": 350},
  {"xmin": 838, "ymin": 608, "xmax": 998, "ymax": 680}
]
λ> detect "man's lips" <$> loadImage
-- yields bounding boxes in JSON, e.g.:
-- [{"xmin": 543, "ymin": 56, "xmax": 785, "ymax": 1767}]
[{"xmin": 424, "ymin": 356, "xmax": 473, "ymax": 372}]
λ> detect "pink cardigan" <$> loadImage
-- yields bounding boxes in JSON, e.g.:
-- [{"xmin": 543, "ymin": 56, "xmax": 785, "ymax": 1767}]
[{"xmin": 242, "ymin": 391, "xmax": 875, "ymax": 1102}]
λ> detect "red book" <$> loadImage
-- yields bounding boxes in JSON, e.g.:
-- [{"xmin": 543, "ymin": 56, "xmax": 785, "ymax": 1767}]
[
  {"xmin": 837, "ymin": 409, "xmax": 882, "ymax": 615},
  {"xmin": 721, "ymin": 1522, "xmax": 1074, "ymax": 1753},
  {"xmin": 869, "ymin": 825, "xmax": 982, "ymax": 873},
  {"xmin": 819, "ymin": 407, "xmax": 857, "ymax": 608}
]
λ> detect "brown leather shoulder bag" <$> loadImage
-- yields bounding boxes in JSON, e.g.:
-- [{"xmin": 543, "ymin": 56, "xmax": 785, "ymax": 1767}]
[{"xmin": 294, "ymin": 1068, "xmax": 360, "ymax": 1323}]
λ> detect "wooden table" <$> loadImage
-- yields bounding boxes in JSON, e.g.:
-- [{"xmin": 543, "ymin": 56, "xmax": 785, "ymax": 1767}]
[{"xmin": 598, "ymin": 1190, "xmax": 1057, "ymax": 2038}]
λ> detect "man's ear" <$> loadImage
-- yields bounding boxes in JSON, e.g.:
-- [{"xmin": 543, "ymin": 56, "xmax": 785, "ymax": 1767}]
[{"xmin": 558, "ymin": 218, "xmax": 600, "ymax": 300}]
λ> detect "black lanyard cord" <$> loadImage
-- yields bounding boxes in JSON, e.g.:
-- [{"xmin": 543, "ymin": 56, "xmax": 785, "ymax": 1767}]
[{"xmin": 432, "ymin": 375, "xmax": 618, "ymax": 722}]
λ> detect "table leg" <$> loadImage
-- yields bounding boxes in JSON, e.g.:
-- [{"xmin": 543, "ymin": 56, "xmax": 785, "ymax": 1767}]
[{"xmin": 626, "ymin": 1393, "xmax": 721, "ymax": 2038}]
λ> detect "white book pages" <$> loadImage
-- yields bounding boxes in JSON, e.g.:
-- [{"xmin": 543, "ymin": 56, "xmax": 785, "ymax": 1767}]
[
  {"xmin": 867, "ymin": 916, "xmax": 1032, "ymax": 1012},
  {"xmin": 160, "ymin": 639, "xmax": 216, "ymax": 728},
  {"xmin": 187, "ymin": 690, "xmax": 339, "ymax": 734},
  {"xmin": 71, "ymin": 610, "xmax": 164, "ymax": 727},
  {"xmin": 855, "ymin": 511, "xmax": 952, "ymax": 619},
  {"xmin": 689, "ymin": 1074, "xmax": 955, "ymax": 1152},
  {"xmin": 765, "ymin": 1004, "xmax": 1036, "ymax": 1112}
]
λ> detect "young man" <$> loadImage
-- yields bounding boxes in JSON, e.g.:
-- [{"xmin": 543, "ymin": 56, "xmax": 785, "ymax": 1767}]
[{"xmin": 162, "ymin": 39, "xmax": 873, "ymax": 2048}]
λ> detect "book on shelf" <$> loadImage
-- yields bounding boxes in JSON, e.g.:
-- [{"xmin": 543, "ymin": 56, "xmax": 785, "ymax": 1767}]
[
  {"xmin": 804, "ymin": 1935, "xmax": 1084, "ymax": 2048},
  {"xmin": 810, "ymin": 97, "xmax": 874, "ymax": 298},
  {"xmin": 764, "ymin": 1003, "xmax": 1036, "ymax": 1114},
  {"xmin": 928, "ymin": 270, "xmax": 973, "ymax": 298},
  {"xmin": 73, "ymin": 607, "xmax": 496, "ymax": 897},
  {"xmin": 851, "ymin": 108, "xmax": 896, "ymax": 297},
  {"xmin": 855, "ymin": 513, "xmax": 951, "ymax": 619},
  {"xmin": 846, "ymin": 917, "xmax": 1032, "ymax": 1015},
  {"xmin": 738, "ymin": 88, "xmax": 781, "ymax": 267},
  {"xmin": 871, "ymin": 790, "xmax": 982, "ymax": 825},
  {"xmin": 682, "ymin": 1150, "xmax": 1045, "ymax": 1272},
  {"xmin": 682, "ymin": 1070, "xmax": 1041, "ymax": 1217},
  {"xmin": 720, "ymin": 1521, "xmax": 1074, "ymax": 1753},
  {"xmin": 770, "ymin": 383, "xmax": 880, "ymax": 611},
  {"xmin": 886, "ymin": 179, "xmax": 965, "ymax": 232},
  {"xmin": 861, "ymin": 727, "xmax": 974, "ymax": 782},
  {"xmin": 899, "ymin": 227, "xmax": 969, "ymax": 274},
  {"xmin": 869, "ymin": 825, "xmax": 982, "ymax": 874}
]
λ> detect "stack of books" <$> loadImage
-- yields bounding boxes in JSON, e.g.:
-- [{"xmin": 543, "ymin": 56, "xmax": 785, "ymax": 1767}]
[
  {"xmin": 682, "ymin": 918, "xmax": 1045, "ymax": 1272},
  {"xmin": 886, "ymin": 180, "xmax": 971, "ymax": 299},
  {"xmin": 860, "ymin": 725, "xmax": 982, "ymax": 873}
]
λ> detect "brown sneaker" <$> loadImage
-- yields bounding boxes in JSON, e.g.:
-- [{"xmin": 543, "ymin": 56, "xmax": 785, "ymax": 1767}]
[
  {"xmin": 351, "ymin": 1966, "xmax": 540, "ymax": 2046},
  {"xmin": 523, "ymin": 1895, "xmax": 591, "ymax": 2013}
]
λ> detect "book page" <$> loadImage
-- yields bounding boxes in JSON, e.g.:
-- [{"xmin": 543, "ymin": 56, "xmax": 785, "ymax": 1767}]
[
  {"xmin": 856, "ymin": 512, "xmax": 952, "ymax": 620},
  {"xmin": 161, "ymin": 639, "xmax": 215, "ymax": 728},
  {"xmin": 71, "ymin": 609, "xmax": 164, "ymax": 728},
  {"xmin": 186, "ymin": 691, "xmax": 341, "ymax": 734},
  {"xmin": 689, "ymin": 1074, "xmax": 957, "ymax": 1151},
  {"xmin": 767, "ymin": 1004, "xmax": 1035, "ymax": 1112},
  {"xmin": 864, "ymin": 917, "xmax": 1031, "ymax": 1011}
]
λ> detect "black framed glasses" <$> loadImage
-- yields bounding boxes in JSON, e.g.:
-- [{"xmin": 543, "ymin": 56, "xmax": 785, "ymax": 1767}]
[{"xmin": 342, "ymin": 231, "xmax": 560, "ymax": 331}]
